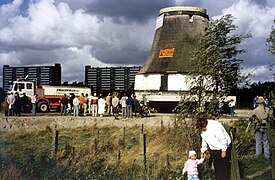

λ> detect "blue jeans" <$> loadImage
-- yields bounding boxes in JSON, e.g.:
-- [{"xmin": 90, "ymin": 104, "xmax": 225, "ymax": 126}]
[
  {"xmin": 188, "ymin": 175, "xmax": 199, "ymax": 180},
  {"xmin": 126, "ymin": 105, "xmax": 132, "ymax": 118},
  {"xmin": 255, "ymin": 125, "xmax": 270, "ymax": 158},
  {"xmin": 62, "ymin": 105, "xmax": 67, "ymax": 116},
  {"xmin": 122, "ymin": 107, "xmax": 126, "ymax": 117},
  {"xmin": 32, "ymin": 103, "xmax": 36, "ymax": 116}
]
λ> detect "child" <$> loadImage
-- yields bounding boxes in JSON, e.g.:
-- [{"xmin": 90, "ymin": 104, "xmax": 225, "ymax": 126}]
[{"xmin": 182, "ymin": 150, "xmax": 205, "ymax": 180}]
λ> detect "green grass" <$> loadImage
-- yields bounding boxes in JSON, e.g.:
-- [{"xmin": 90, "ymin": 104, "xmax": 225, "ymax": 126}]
[{"xmin": 0, "ymin": 119, "xmax": 274, "ymax": 179}]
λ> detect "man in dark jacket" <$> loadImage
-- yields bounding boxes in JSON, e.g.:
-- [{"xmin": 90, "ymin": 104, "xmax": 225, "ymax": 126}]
[
  {"xmin": 61, "ymin": 94, "xmax": 68, "ymax": 116},
  {"xmin": 21, "ymin": 92, "xmax": 29, "ymax": 112},
  {"xmin": 126, "ymin": 95, "xmax": 134, "ymax": 118}
]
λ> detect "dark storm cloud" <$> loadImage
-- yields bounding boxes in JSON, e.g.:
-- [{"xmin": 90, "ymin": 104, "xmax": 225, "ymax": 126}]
[
  {"xmin": 251, "ymin": 0, "xmax": 267, "ymax": 6},
  {"xmin": 93, "ymin": 44, "xmax": 149, "ymax": 65},
  {"xmin": 86, "ymin": 0, "xmax": 176, "ymax": 24}
]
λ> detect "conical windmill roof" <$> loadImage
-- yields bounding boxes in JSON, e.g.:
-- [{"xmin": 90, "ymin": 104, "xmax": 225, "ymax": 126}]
[{"xmin": 139, "ymin": 6, "xmax": 209, "ymax": 74}]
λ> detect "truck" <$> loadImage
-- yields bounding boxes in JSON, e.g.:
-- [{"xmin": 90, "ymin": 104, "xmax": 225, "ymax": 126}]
[{"xmin": 8, "ymin": 79, "xmax": 91, "ymax": 112}]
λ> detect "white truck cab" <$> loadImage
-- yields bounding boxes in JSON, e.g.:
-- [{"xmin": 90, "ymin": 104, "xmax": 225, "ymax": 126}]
[{"xmin": 8, "ymin": 80, "xmax": 35, "ymax": 97}]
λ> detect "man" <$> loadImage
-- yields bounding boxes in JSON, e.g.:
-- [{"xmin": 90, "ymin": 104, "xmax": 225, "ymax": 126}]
[
  {"xmin": 73, "ymin": 96, "xmax": 80, "ymax": 117},
  {"xmin": 61, "ymin": 94, "xmax": 68, "ymax": 116},
  {"xmin": 78, "ymin": 93, "xmax": 85, "ymax": 114},
  {"xmin": 21, "ymin": 92, "xmax": 29, "ymax": 113},
  {"xmin": 105, "ymin": 93, "xmax": 111, "ymax": 115},
  {"xmin": 31, "ymin": 94, "xmax": 37, "ymax": 116},
  {"xmin": 90, "ymin": 93, "xmax": 98, "ymax": 117},
  {"xmin": 196, "ymin": 117, "xmax": 232, "ymax": 180},
  {"xmin": 14, "ymin": 92, "xmax": 22, "ymax": 116},
  {"xmin": 228, "ymin": 99, "xmax": 235, "ymax": 116},
  {"xmin": 249, "ymin": 96, "xmax": 270, "ymax": 159},
  {"xmin": 7, "ymin": 92, "xmax": 15, "ymax": 116},
  {"xmin": 83, "ymin": 93, "xmax": 89, "ymax": 116},
  {"xmin": 133, "ymin": 95, "xmax": 139, "ymax": 117},
  {"xmin": 112, "ymin": 94, "xmax": 119, "ymax": 120},
  {"xmin": 126, "ymin": 94, "xmax": 134, "ymax": 118},
  {"xmin": 120, "ymin": 94, "xmax": 127, "ymax": 118}
]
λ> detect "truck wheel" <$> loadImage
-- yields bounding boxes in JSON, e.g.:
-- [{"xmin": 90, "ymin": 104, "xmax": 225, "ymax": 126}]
[{"xmin": 38, "ymin": 102, "xmax": 49, "ymax": 112}]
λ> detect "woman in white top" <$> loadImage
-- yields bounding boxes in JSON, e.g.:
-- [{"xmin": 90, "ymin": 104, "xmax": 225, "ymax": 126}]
[{"xmin": 98, "ymin": 96, "xmax": 106, "ymax": 117}]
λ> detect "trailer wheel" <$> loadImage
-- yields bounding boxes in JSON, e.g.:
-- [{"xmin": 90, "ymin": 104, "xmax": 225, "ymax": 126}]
[{"xmin": 38, "ymin": 102, "xmax": 49, "ymax": 112}]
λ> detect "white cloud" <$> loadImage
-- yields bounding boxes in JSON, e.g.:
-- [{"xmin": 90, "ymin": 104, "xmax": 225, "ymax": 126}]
[
  {"xmin": 212, "ymin": 0, "xmax": 275, "ymax": 82},
  {"xmin": 0, "ymin": 0, "xmax": 274, "ymax": 87},
  {"xmin": 217, "ymin": 0, "xmax": 275, "ymax": 38},
  {"xmin": 0, "ymin": 0, "xmax": 100, "ymax": 47},
  {"xmin": 0, "ymin": 0, "xmax": 22, "ymax": 24}
]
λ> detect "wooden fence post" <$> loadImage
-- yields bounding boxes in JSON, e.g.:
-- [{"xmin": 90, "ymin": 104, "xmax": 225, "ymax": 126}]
[
  {"xmin": 94, "ymin": 130, "xmax": 100, "ymax": 152},
  {"xmin": 166, "ymin": 154, "xmax": 170, "ymax": 170},
  {"xmin": 123, "ymin": 127, "xmax": 126, "ymax": 143},
  {"xmin": 267, "ymin": 124, "xmax": 275, "ymax": 179},
  {"xmin": 51, "ymin": 128, "xmax": 59, "ymax": 159},
  {"xmin": 72, "ymin": 146, "xmax": 75, "ymax": 160},
  {"xmin": 272, "ymin": 148, "xmax": 275, "ymax": 179},
  {"xmin": 118, "ymin": 148, "xmax": 121, "ymax": 161},
  {"xmin": 143, "ymin": 134, "xmax": 146, "ymax": 169},
  {"xmin": 140, "ymin": 124, "xmax": 146, "ymax": 170}
]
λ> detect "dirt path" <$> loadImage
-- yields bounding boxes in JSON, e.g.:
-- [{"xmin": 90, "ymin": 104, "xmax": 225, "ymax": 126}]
[{"xmin": 0, "ymin": 109, "xmax": 250, "ymax": 133}]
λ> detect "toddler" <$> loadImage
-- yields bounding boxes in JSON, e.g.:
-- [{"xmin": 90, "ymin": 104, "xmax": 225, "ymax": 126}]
[{"xmin": 182, "ymin": 150, "xmax": 205, "ymax": 180}]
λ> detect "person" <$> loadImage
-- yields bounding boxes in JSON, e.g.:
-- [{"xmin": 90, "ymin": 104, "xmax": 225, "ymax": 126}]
[
  {"xmin": 78, "ymin": 93, "xmax": 85, "ymax": 115},
  {"xmin": 112, "ymin": 94, "xmax": 119, "ymax": 120},
  {"xmin": 253, "ymin": 96, "xmax": 259, "ymax": 108},
  {"xmin": 21, "ymin": 92, "xmax": 29, "ymax": 113},
  {"xmin": 126, "ymin": 94, "xmax": 134, "ymax": 118},
  {"xmin": 182, "ymin": 150, "xmax": 205, "ymax": 180},
  {"xmin": 14, "ymin": 92, "xmax": 22, "ymax": 116},
  {"xmin": 61, "ymin": 94, "xmax": 68, "ymax": 116},
  {"xmin": 98, "ymin": 95, "xmax": 105, "ymax": 117},
  {"xmin": 133, "ymin": 95, "xmax": 139, "ymax": 117},
  {"xmin": 3, "ymin": 93, "xmax": 9, "ymax": 116},
  {"xmin": 69, "ymin": 93, "xmax": 75, "ymax": 114},
  {"xmin": 142, "ymin": 94, "xmax": 148, "ymax": 106},
  {"xmin": 31, "ymin": 94, "xmax": 37, "ymax": 116},
  {"xmin": 228, "ymin": 99, "xmax": 235, "ymax": 116},
  {"xmin": 196, "ymin": 117, "xmax": 232, "ymax": 180},
  {"xmin": 7, "ymin": 92, "xmax": 15, "ymax": 116},
  {"xmin": 120, "ymin": 94, "xmax": 127, "ymax": 118},
  {"xmin": 249, "ymin": 96, "xmax": 270, "ymax": 159},
  {"xmin": 105, "ymin": 93, "xmax": 111, "ymax": 115},
  {"xmin": 90, "ymin": 93, "xmax": 98, "ymax": 117},
  {"xmin": 73, "ymin": 96, "xmax": 80, "ymax": 117},
  {"xmin": 83, "ymin": 93, "xmax": 89, "ymax": 116}
]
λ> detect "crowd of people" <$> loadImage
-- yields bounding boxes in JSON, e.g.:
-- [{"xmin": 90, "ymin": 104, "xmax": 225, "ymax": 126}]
[
  {"xmin": 2, "ymin": 92, "xmax": 33, "ymax": 117},
  {"xmin": 61, "ymin": 92, "xmax": 149, "ymax": 119},
  {"xmin": 1, "ymin": 91, "xmax": 149, "ymax": 119}
]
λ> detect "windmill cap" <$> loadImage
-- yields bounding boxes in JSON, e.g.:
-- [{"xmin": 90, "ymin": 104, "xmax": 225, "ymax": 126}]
[{"xmin": 159, "ymin": 6, "xmax": 207, "ymax": 14}]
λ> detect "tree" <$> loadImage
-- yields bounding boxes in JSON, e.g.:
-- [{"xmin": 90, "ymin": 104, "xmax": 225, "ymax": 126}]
[
  {"xmin": 267, "ymin": 19, "xmax": 275, "ymax": 81},
  {"xmin": 176, "ymin": 14, "xmax": 250, "ymax": 117},
  {"xmin": 267, "ymin": 19, "xmax": 275, "ymax": 56}
]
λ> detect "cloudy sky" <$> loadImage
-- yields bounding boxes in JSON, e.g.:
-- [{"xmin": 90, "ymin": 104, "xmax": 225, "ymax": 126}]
[{"xmin": 0, "ymin": 0, "xmax": 274, "ymax": 87}]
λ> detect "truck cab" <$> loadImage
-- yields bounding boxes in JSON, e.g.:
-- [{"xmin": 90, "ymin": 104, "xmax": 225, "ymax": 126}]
[
  {"xmin": 8, "ymin": 79, "xmax": 35, "ymax": 112},
  {"xmin": 8, "ymin": 80, "xmax": 35, "ymax": 97}
]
